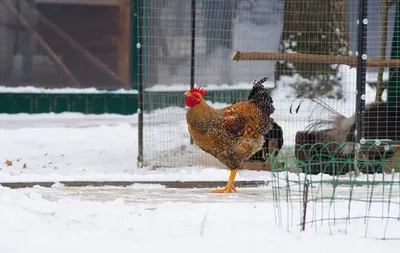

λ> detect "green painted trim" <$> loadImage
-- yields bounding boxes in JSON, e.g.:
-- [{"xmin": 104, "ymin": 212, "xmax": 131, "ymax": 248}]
[
  {"xmin": 0, "ymin": 89, "xmax": 259, "ymax": 114},
  {"xmin": 0, "ymin": 93, "xmax": 138, "ymax": 115}
]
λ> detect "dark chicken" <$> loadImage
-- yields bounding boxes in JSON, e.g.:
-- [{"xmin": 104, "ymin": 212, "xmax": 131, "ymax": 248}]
[
  {"xmin": 292, "ymin": 98, "xmax": 400, "ymax": 155},
  {"xmin": 250, "ymin": 122, "xmax": 284, "ymax": 162},
  {"xmin": 184, "ymin": 77, "xmax": 275, "ymax": 193}
]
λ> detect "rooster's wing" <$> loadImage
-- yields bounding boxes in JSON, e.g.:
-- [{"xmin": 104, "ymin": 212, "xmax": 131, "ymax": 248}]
[{"xmin": 220, "ymin": 108, "xmax": 247, "ymax": 138}]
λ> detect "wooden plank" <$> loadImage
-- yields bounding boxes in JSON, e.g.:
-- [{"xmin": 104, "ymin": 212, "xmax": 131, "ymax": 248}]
[
  {"xmin": 232, "ymin": 51, "xmax": 400, "ymax": 68},
  {"xmin": 36, "ymin": 0, "xmax": 119, "ymax": 6},
  {"xmin": 116, "ymin": 0, "xmax": 131, "ymax": 84},
  {"xmin": 0, "ymin": 180, "xmax": 269, "ymax": 189}
]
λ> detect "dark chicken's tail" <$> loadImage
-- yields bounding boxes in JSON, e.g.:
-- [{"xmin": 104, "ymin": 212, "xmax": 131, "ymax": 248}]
[
  {"xmin": 248, "ymin": 77, "xmax": 275, "ymax": 134},
  {"xmin": 250, "ymin": 122, "xmax": 284, "ymax": 162}
]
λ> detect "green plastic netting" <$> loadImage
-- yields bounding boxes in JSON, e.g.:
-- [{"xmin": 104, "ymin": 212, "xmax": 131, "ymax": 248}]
[{"xmin": 270, "ymin": 141, "xmax": 400, "ymax": 240}]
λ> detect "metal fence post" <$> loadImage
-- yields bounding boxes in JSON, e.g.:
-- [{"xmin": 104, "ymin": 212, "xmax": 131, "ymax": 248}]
[
  {"xmin": 190, "ymin": 0, "xmax": 196, "ymax": 145},
  {"xmin": 131, "ymin": 0, "xmax": 139, "ymax": 90},
  {"xmin": 355, "ymin": 0, "xmax": 368, "ymax": 144},
  {"xmin": 137, "ymin": 0, "xmax": 144, "ymax": 166}
]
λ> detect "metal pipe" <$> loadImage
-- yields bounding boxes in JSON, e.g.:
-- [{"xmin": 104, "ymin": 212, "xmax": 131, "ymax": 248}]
[
  {"xmin": 190, "ymin": 0, "xmax": 196, "ymax": 91},
  {"xmin": 190, "ymin": 0, "xmax": 196, "ymax": 145},
  {"xmin": 137, "ymin": 0, "xmax": 144, "ymax": 166}
]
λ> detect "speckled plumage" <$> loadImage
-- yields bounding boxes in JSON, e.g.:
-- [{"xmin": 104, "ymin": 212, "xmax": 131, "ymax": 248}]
[{"xmin": 185, "ymin": 77, "xmax": 275, "ymax": 170}]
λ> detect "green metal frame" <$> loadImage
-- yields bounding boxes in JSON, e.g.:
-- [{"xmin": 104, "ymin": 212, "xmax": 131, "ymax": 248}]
[
  {"xmin": 388, "ymin": 3, "xmax": 400, "ymax": 107},
  {"xmin": 0, "ymin": 93, "xmax": 138, "ymax": 114}
]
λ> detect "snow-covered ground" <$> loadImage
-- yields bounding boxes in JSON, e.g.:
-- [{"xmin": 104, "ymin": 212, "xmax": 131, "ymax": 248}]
[
  {"xmin": 1, "ymin": 65, "xmax": 399, "ymax": 252},
  {"xmin": 0, "ymin": 185, "xmax": 399, "ymax": 253},
  {"xmin": 0, "ymin": 111, "xmax": 274, "ymax": 182}
]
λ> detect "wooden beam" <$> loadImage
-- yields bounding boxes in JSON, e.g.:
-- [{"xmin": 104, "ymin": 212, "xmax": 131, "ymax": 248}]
[
  {"xmin": 376, "ymin": 0, "xmax": 390, "ymax": 101},
  {"xmin": 35, "ymin": 0, "xmax": 120, "ymax": 6},
  {"xmin": 116, "ymin": 0, "xmax": 131, "ymax": 85},
  {"xmin": 232, "ymin": 51, "xmax": 400, "ymax": 68}
]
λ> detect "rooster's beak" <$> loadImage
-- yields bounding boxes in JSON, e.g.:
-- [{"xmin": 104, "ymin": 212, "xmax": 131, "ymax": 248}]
[{"xmin": 184, "ymin": 91, "xmax": 191, "ymax": 97}]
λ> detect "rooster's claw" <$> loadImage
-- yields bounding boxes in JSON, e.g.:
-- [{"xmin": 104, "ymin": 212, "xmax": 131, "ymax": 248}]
[{"xmin": 211, "ymin": 184, "xmax": 237, "ymax": 193}]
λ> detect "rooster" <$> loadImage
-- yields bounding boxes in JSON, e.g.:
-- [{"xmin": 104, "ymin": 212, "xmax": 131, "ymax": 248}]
[{"xmin": 184, "ymin": 77, "xmax": 275, "ymax": 193}]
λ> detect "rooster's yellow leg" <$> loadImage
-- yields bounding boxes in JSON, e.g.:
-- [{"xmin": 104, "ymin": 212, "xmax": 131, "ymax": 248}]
[{"xmin": 211, "ymin": 169, "xmax": 238, "ymax": 193}]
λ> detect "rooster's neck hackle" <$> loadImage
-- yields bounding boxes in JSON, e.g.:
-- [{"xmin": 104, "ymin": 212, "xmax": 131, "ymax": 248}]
[{"xmin": 186, "ymin": 100, "xmax": 217, "ymax": 127}]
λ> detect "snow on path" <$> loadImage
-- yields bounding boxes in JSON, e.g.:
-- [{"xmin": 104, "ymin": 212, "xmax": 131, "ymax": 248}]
[{"xmin": 0, "ymin": 185, "xmax": 399, "ymax": 253}]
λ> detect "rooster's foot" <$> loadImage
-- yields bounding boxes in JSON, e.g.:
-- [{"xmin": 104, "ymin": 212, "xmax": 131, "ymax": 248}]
[
  {"xmin": 211, "ymin": 169, "xmax": 238, "ymax": 194},
  {"xmin": 211, "ymin": 184, "xmax": 237, "ymax": 193}
]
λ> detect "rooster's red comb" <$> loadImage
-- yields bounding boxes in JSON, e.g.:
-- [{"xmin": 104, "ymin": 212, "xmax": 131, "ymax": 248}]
[{"xmin": 189, "ymin": 87, "xmax": 206, "ymax": 96}]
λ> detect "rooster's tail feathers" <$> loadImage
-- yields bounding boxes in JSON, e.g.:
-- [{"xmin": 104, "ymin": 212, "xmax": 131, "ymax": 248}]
[
  {"xmin": 247, "ymin": 77, "xmax": 275, "ymax": 134},
  {"xmin": 248, "ymin": 77, "xmax": 268, "ymax": 101},
  {"xmin": 248, "ymin": 77, "xmax": 274, "ymax": 113},
  {"xmin": 253, "ymin": 77, "xmax": 268, "ymax": 87}
]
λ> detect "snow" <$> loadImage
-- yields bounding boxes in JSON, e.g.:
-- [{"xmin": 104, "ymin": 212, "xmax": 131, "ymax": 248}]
[
  {"xmin": 0, "ymin": 111, "xmax": 274, "ymax": 182},
  {"xmin": 0, "ymin": 186, "xmax": 399, "ymax": 253}
]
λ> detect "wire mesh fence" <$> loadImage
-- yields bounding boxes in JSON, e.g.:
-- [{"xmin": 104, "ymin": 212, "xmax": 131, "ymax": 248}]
[
  {"xmin": 138, "ymin": 0, "xmax": 284, "ymax": 167},
  {"xmin": 0, "ymin": 0, "xmax": 129, "ymax": 89},
  {"xmin": 138, "ymin": 0, "xmax": 400, "ymax": 237},
  {"xmin": 138, "ymin": 0, "xmax": 399, "ymax": 168}
]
